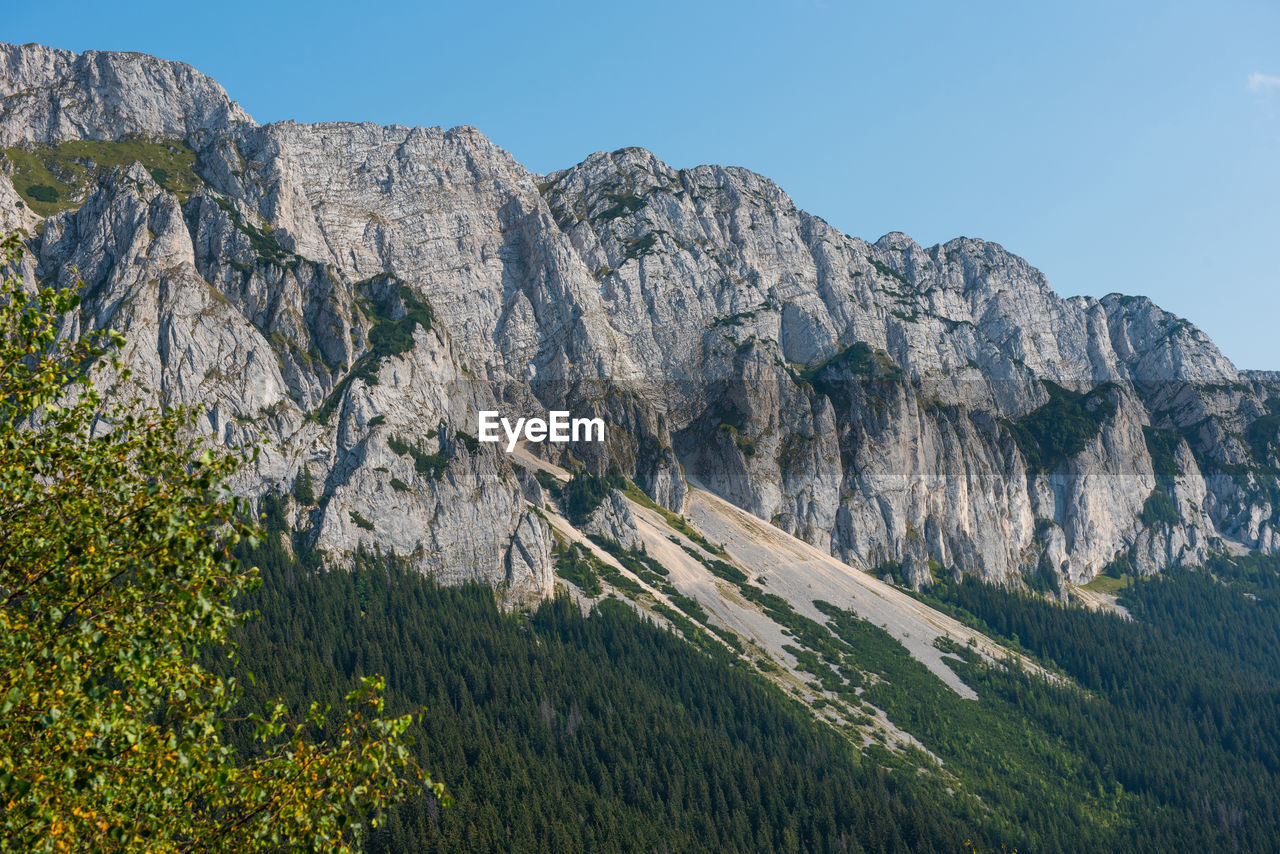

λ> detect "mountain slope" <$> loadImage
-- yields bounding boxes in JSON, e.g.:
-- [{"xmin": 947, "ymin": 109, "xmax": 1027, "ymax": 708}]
[{"xmin": 225, "ymin": 491, "xmax": 1280, "ymax": 853}]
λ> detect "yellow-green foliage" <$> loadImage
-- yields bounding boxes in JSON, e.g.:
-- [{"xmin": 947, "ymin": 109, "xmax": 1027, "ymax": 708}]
[
  {"xmin": 2, "ymin": 137, "xmax": 200, "ymax": 216},
  {"xmin": 0, "ymin": 233, "xmax": 436, "ymax": 851},
  {"xmin": 1083, "ymin": 572, "xmax": 1131, "ymax": 595}
]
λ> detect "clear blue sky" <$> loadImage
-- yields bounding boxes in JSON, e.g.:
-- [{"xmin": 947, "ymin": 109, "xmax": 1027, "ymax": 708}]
[{"xmin": 10, "ymin": 0, "xmax": 1279, "ymax": 368}]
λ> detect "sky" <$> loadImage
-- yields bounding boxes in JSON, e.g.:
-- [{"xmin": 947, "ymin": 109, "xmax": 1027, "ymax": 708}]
[{"xmin": 8, "ymin": 0, "xmax": 1279, "ymax": 367}]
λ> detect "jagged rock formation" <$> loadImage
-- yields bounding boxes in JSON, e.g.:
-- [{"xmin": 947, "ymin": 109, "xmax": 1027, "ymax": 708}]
[
  {"xmin": 3, "ymin": 41, "xmax": 1278, "ymax": 594},
  {"xmin": 0, "ymin": 43, "xmax": 249, "ymax": 147},
  {"xmin": 584, "ymin": 489, "xmax": 644, "ymax": 552}
]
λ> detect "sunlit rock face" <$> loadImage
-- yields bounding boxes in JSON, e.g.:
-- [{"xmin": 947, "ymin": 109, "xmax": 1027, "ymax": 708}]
[{"xmin": 4, "ymin": 41, "xmax": 1276, "ymax": 596}]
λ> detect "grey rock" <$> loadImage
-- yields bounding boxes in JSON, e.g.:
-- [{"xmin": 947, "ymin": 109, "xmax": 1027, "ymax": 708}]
[
  {"xmin": 0, "ymin": 43, "xmax": 250, "ymax": 147},
  {"xmin": 5, "ymin": 40, "xmax": 1279, "ymax": 598},
  {"xmin": 585, "ymin": 489, "xmax": 644, "ymax": 552},
  {"xmin": 901, "ymin": 554, "xmax": 933, "ymax": 591}
]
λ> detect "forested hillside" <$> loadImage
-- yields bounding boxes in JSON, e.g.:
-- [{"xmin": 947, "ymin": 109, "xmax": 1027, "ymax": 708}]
[
  {"xmin": 222, "ymin": 502, "xmax": 980, "ymax": 853},
  {"xmin": 921, "ymin": 558, "xmax": 1280, "ymax": 851},
  {"xmin": 221, "ymin": 497, "xmax": 1280, "ymax": 852}
]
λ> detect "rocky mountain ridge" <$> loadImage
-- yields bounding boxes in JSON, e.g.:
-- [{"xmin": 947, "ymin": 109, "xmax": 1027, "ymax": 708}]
[{"xmin": 4, "ymin": 41, "xmax": 1279, "ymax": 597}]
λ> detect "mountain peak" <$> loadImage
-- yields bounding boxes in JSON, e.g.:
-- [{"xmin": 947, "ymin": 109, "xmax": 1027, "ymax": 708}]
[{"xmin": 0, "ymin": 41, "xmax": 251, "ymax": 147}]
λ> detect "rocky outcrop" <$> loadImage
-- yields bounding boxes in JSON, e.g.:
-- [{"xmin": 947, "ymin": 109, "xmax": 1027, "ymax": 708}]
[
  {"xmin": 0, "ymin": 43, "xmax": 250, "ymax": 147},
  {"xmin": 24, "ymin": 154, "xmax": 552, "ymax": 602},
  {"xmin": 585, "ymin": 489, "xmax": 644, "ymax": 552},
  {"xmin": 4, "ymin": 41, "xmax": 1278, "ymax": 596}
]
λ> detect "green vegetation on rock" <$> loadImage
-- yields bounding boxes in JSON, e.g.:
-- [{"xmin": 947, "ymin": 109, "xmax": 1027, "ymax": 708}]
[
  {"xmin": 623, "ymin": 232, "xmax": 658, "ymax": 260},
  {"xmin": 1140, "ymin": 487, "xmax": 1180, "ymax": 528},
  {"xmin": 552, "ymin": 540, "xmax": 604, "ymax": 596},
  {"xmin": 1143, "ymin": 425, "xmax": 1184, "ymax": 477},
  {"xmin": 366, "ymin": 283, "xmax": 435, "ymax": 361},
  {"xmin": 866, "ymin": 256, "xmax": 910, "ymax": 285},
  {"xmin": 313, "ymin": 284, "xmax": 436, "ymax": 424},
  {"xmin": 596, "ymin": 192, "xmax": 646, "ymax": 221},
  {"xmin": 293, "ymin": 467, "xmax": 316, "ymax": 505},
  {"xmin": 213, "ymin": 196, "xmax": 296, "ymax": 268},
  {"xmin": 559, "ymin": 471, "xmax": 625, "ymax": 525},
  {"xmin": 2, "ymin": 137, "xmax": 202, "ymax": 215},
  {"xmin": 387, "ymin": 433, "xmax": 449, "ymax": 481},
  {"xmin": 799, "ymin": 341, "xmax": 904, "ymax": 402},
  {"xmin": 1246, "ymin": 412, "xmax": 1280, "ymax": 467},
  {"xmin": 1005, "ymin": 380, "xmax": 1117, "ymax": 474}
]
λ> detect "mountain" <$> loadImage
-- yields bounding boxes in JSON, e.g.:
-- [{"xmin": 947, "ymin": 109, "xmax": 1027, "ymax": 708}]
[
  {"xmin": 10, "ymin": 41, "xmax": 1280, "ymax": 851},
  {"xmin": 4, "ymin": 39, "xmax": 1279, "ymax": 598}
]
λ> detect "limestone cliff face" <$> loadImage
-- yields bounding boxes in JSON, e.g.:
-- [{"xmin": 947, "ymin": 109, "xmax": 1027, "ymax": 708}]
[
  {"xmin": 0, "ymin": 43, "xmax": 250, "ymax": 147},
  {"xmin": 3, "ymin": 41, "xmax": 1276, "ymax": 593}
]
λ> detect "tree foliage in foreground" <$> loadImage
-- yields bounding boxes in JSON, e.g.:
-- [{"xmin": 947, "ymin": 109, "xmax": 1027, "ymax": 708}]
[{"xmin": 0, "ymin": 233, "xmax": 435, "ymax": 852}]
